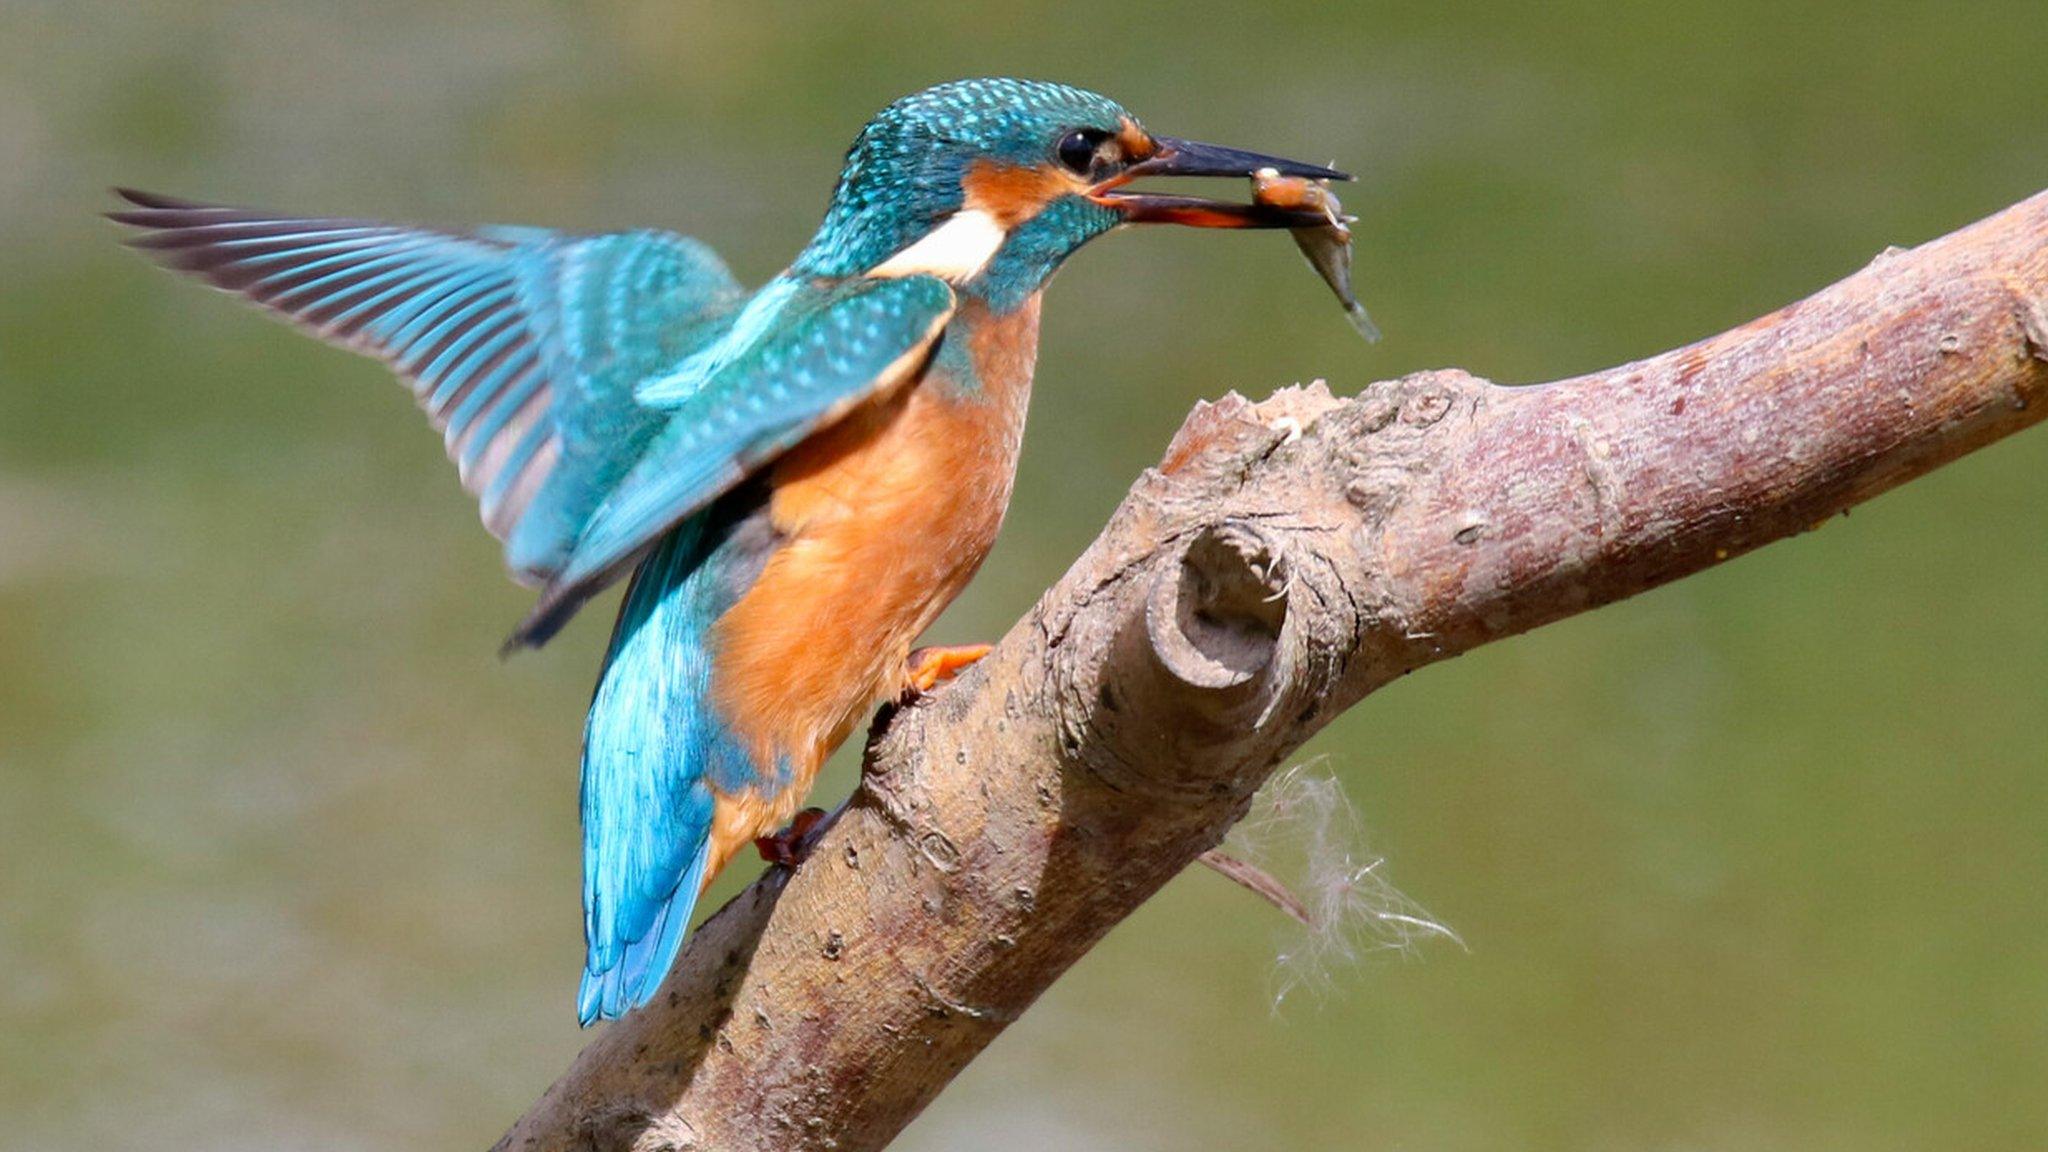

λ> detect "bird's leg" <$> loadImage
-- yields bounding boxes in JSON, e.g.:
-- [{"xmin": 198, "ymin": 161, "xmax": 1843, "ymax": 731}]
[
  {"xmin": 754, "ymin": 807, "xmax": 833, "ymax": 867},
  {"xmin": 903, "ymin": 643, "xmax": 992, "ymax": 697}
]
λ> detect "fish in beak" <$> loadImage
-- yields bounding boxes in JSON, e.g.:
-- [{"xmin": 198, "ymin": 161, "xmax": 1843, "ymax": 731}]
[{"xmin": 1252, "ymin": 168, "xmax": 1380, "ymax": 342}]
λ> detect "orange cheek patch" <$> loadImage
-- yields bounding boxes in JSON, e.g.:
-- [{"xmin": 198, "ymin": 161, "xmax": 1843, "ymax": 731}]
[
  {"xmin": 1116, "ymin": 118, "xmax": 1157, "ymax": 162},
  {"xmin": 962, "ymin": 160, "xmax": 1076, "ymax": 229}
]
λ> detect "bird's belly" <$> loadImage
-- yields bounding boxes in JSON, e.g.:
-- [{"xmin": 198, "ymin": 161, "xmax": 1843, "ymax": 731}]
[{"xmin": 703, "ymin": 299, "xmax": 1039, "ymax": 865}]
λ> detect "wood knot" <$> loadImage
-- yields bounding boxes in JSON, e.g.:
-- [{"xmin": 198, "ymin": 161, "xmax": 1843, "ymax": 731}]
[
  {"xmin": 1145, "ymin": 521, "xmax": 1289, "ymax": 691},
  {"xmin": 2018, "ymin": 293, "xmax": 2048, "ymax": 363},
  {"xmin": 918, "ymin": 830, "xmax": 962, "ymax": 872},
  {"xmin": 1383, "ymin": 369, "xmax": 1485, "ymax": 430},
  {"xmin": 1403, "ymin": 389, "xmax": 1454, "ymax": 426}
]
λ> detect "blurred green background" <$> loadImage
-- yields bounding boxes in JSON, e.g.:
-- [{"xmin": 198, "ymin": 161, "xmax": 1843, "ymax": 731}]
[{"xmin": 4, "ymin": 1, "xmax": 2047, "ymax": 1148}]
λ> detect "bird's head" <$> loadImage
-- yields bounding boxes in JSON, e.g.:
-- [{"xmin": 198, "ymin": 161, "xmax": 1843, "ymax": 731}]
[{"xmin": 794, "ymin": 78, "xmax": 1346, "ymax": 310}]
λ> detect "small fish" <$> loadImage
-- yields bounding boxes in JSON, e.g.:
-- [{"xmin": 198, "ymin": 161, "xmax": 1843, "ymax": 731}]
[{"xmin": 1253, "ymin": 168, "xmax": 1380, "ymax": 342}]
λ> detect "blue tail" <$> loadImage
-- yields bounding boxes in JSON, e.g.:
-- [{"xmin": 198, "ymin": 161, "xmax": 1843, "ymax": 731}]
[
  {"xmin": 577, "ymin": 839, "xmax": 710, "ymax": 1025},
  {"xmin": 576, "ymin": 509, "xmax": 771, "ymax": 1025}
]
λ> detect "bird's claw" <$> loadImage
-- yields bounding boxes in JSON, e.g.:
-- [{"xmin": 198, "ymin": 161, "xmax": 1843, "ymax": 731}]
[
  {"xmin": 902, "ymin": 643, "xmax": 992, "ymax": 701},
  {"xmin": 754, "ymin": 807, "xmax": 831, "ymax": 867}
]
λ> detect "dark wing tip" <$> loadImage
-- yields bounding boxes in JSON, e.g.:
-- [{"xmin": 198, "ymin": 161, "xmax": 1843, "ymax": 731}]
[
  {"xmin": 501, "ymin": 588, "xmax": 575, "ymax": 656},
  {"xmin": 105, "ymin": 190, "xmax": 245, "ymax": 247},
  {"xmin": 111, "ymin": 187, "xmax": 219, "ymax": 211}
]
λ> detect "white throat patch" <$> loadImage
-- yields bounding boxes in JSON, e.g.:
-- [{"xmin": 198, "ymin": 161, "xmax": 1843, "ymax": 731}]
[{"xmin": 868, "ymin": 207, "xmax": 1007, "ymax": 284}]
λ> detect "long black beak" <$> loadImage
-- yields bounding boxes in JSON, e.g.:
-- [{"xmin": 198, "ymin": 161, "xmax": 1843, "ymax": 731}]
[
  {"xmin": 1090, "ymin": 135, "xmax": 1350, "ymax": 228},
  {"xmin": 1136, "ymin": 137, "xmax": 1348, "ymax": 181}
]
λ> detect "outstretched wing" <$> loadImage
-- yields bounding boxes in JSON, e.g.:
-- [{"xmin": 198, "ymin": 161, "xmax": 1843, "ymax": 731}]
[
  {"xmin": 109, "ymin": 189, "xmax": 746, "ymax": 587},
  {"xmin": 508, "ymin": 273, "xmax": 956, "ymax": 646}
]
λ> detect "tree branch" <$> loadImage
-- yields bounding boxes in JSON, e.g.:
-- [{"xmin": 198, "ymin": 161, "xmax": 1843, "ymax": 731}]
[{"xmin": 496, "ymin": 190, "xmax": 2048, "ymax": 1152}]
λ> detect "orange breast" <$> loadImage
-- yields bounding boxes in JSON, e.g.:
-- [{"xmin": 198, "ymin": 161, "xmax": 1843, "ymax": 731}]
[{"xmin": 701, "ymin": 295, "xmax": 1042, "ymax": 872}]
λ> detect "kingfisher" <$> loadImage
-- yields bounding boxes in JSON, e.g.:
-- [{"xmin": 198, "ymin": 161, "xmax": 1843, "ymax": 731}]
[{"xmin": 113, "ymin": 77, "xmax": 1347, "ymax": 1024}]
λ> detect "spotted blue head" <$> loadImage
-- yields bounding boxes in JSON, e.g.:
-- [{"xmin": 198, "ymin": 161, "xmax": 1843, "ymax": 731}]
[{"xmin": 794, "ymin": 78, "xmax": 1346, "ymax": 311}]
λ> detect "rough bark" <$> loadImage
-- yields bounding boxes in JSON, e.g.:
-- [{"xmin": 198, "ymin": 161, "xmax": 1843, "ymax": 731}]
[{"xmin": 497, "ymin": 189, "xmax": 2048, "ymax": 1152}]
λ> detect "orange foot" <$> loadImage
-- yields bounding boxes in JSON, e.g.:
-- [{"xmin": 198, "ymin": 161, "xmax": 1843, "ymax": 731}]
[
  {"xmin": 754, "ymin": 807, "xmax": 830, "ymax": 867},
  {"xmin": 904, "ymin": 643, "xmax": 992, "ymax": 697}
]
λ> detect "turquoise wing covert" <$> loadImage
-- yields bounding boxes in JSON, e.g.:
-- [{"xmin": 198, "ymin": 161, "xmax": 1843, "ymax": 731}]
[
  {"xmin": 109, "ymin": 189, "xmax": 746, "ymax": 588},
  {"xmin": 510, "ymin": 273, "xmax": 956, "ymax": 646}
]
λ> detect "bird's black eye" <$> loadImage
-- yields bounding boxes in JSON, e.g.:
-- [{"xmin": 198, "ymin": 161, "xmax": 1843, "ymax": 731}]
[{"xmin": 1057, "ymin": 129, "xmax": 1109, "ymax": 175}]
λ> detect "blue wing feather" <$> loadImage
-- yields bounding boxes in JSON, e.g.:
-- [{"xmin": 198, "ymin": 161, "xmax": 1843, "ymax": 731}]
[
  {"xmin": 110, "ymin": 189, "xmax": 746, "ymax": 590},
  {"xmin": 509, "ymin": 273, "xmax": 955, "ymax": 646}
]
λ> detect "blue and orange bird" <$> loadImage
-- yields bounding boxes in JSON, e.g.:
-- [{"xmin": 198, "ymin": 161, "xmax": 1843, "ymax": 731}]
[{"xmin": 113, "ymin": 78, "xmax": 1347, "ymax": 1023}]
